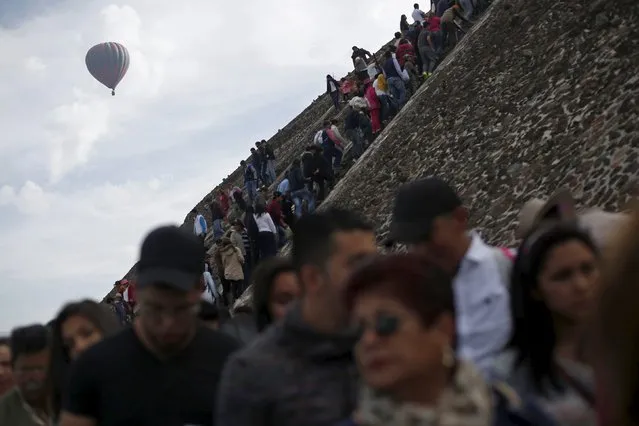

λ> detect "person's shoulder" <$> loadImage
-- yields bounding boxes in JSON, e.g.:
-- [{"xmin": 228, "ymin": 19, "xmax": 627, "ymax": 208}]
[
  {"xmin": 77, "ymin": 327, "xmax": 137, "ymax": 365},
  {"xmin": 194, "ymin": 326, "xmax": 241, "ymax": 354},
  {"xmin": 492, "ymin": 381, "xmax": 558, "ymax": 426},
  {"xmin": 228, "ymin": 325, "xmax": 284, "ymax": 367},
  {"xmin": 0, "ymin": 388, "xmax": 19, "ymax": 416}
]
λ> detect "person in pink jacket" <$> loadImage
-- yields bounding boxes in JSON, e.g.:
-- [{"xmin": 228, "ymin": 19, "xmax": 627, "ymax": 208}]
[{"xmin": 363, "ymin": 80, "xmax": 381, "ymax": 134}]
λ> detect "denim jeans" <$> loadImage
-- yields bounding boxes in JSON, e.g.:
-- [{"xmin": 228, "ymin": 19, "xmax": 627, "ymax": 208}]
[
  {"xmin": 266, "ymin": 159, "xmax": 276, "ymax": 183},
  {"xmin": 259, "ymin": 163, "xmax": 270, "ymax": 185},
  {"xmin": 345, "ymin": 129, "xmax": 363, "ymax": 159},
  {"xmin": 322, "ymin": 143, "xmax": 342, "ymax": 172},
  {"xmin": 212, "ymin": 219, "xmax": 224, "ymax": 240},
  {"xmin": 245, "ymin": 180, "xmax": 257, "ymax": 204},
  {"xmin": 291, "ymin": 188, "xmax": 315, "ymax": 218},
  {"xmin": 387, "ymin": 76, "xmax": 407, "ymax": 108},
  {"xmin": 420, "ymin": 46, "xmax": 438, "ymax": 73}
]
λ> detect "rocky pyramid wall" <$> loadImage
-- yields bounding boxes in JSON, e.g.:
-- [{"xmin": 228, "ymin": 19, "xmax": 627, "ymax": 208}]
[
  {"xmin": 118, "ymin": 0, "xmax": 638, "ymax": 283},
  {"xmin": 323, "ymin": 0, "xmax": 638, "ymax": 246}
]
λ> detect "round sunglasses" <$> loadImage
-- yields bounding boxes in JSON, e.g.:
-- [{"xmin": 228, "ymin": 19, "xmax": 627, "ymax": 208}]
[{"xmin": 356, "ymin": 313, "xmax": 401, "ymax": 339}]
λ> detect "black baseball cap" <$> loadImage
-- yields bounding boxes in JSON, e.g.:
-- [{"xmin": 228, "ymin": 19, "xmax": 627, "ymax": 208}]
[
  {"xmin": 137, "ymin": 226, "xmax": 205, "ymax": 292},
  {"xmin": 387, "ymin": 177, "xmax": 462, "ymax": 244}
]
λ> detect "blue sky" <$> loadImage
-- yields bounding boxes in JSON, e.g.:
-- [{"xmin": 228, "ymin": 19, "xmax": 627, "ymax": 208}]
[{"xmin": 0, "ymin": 0, "xmax": 414, "ymax": 331}]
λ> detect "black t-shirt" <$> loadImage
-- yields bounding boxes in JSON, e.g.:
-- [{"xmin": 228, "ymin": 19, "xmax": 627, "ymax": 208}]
[{"xmin": 62, "ymin": 326, "xmax": 239, "ymax": 426}]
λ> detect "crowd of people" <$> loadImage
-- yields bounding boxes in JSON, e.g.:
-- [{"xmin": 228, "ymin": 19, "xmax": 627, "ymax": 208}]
[
  {"xmin": 0, "ymin": 1, "xmax": 634, "ymax": 425},
  {"xmin": 0, "ymin": 175, "xmax": 633, "ymax": 426}
]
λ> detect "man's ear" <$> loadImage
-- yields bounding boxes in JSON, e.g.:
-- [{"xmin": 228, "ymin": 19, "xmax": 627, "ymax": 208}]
[
  {"xmin": 451, "ymin": 206, "xmax": 469, "ymax": 229},
  {"xmin": 298, "ymin": 264, "xmax": 321, "ymax": 295}
]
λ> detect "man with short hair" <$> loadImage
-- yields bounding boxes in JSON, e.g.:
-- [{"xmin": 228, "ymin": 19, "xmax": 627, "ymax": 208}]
[
  {"xmin": 412, "ymin": 2, "xmax": 427, "ymax": 23},
  {"xmin": 350, "ymin": 46, "xmax": 372, "ymax": 67},
  {"xmin": 0, "ymin": 324, "xmax": 51, "ymax": 426},
  {"xmin": 60, "ymin": 226, "xmax": 239, "ymax": 426},
  {"xmin": 217, "ymin": 208, "xmax": 377, "ymax": 426},
  {"xmin": 387, "ymin": 177, "xmax": 512, "ymax": 377}
]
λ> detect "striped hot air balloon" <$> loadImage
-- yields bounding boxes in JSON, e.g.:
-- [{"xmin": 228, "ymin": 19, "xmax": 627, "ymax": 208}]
[{"xmin": 85, "ymin": 42, "xmax": 130, "ymax": 96}]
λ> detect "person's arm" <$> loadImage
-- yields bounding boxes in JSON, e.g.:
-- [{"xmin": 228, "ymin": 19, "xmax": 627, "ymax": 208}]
[
  {"xmin": 59, "ymin": 350, "xmax": 100, "ymax": 426},
  {"xmin": 236, "ymin": 248, "xmax": 245, "ymax": 264},
  {"xmin": 216, "ymin": 355, "xmax": 270, "ymax": 426},
  {"xmin": 266, "ymin": 214, "xmax": 277, "ymax": 234},
  {"xmin": 392, "ymin": 56, "xmax": 408, "ymax": 81}
]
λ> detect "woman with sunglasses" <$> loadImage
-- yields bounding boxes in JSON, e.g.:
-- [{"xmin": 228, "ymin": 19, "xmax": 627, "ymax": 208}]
[
  {"xmin": 47, "ymin": 300, "xmax": 121, "ymax": 424},
  {"xmin": 340, "ymin": 253, "xmax": 554, "ymax": 426},
  {"xmin": 492, "ymin": 223, "xmax": 600, "ymax": 426}
]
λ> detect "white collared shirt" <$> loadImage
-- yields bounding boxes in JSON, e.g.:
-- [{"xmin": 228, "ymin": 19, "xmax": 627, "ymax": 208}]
[{"xmin": 454, "ymin": 232, "xmax": 512, "ymax": 377}]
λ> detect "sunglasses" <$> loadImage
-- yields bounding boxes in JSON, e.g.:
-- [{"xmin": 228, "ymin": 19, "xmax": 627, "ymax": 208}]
[{"xmin": 356, "ymin": 314, "xmax": 401, "ymax": 339}]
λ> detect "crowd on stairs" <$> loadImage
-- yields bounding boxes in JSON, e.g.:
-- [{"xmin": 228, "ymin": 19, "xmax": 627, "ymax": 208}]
[{"xmin": 0, "ymin": 1, "xmax": 635, "ymax": 426}]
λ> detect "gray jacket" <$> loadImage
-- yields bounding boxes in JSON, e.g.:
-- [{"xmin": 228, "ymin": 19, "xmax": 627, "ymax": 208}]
[
  {"xmin": 216, "ymin": 303, "xmax": 358, "ymax": 426},
  {"xmin": 219, "ymin": 310, "xmax": 258, "ymax": 346}
]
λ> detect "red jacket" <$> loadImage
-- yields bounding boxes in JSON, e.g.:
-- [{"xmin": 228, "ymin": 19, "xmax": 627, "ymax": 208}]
[
  {"xmin": 396, "ymin": 42, "xmax": 415, "ymax": 67},
  {"xmin": 267, "ymin": 199, "xmax": 284, "ymax": 226},
  {"xmin": 427, "ymin": 16, "xmax": 441, "ymax": 32},
  {"xmin": 364, "ymin": 84, "xmax": 380, "ymax": 110},
  {"xmin": 219, "ymin": 193, "xmax": 230, "ymax": 216}
]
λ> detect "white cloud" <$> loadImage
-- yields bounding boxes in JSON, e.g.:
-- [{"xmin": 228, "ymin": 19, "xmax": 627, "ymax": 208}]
[
  {"xmin": 0, "ymin": 0, "xmax": 409, "ymax": 331},
  {"xmin": 24, "ymin": 55, "xmax": 46, "ymax": 73},
  {"xmin": 0, "ymin": 181, "xmax": 51, "ymax": 215}
]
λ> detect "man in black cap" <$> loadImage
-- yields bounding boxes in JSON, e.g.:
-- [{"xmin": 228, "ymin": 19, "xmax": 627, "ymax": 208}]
[
  {"xmin": 60, "ymin": 226, "xmax": 239, "ymax": 426},
  {"xmin": 387, "ymin": 177, "xmax": 512, "ymax": 378}
]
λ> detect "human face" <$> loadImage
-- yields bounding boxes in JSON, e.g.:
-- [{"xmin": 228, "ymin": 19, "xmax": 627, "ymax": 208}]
[
  {"xmin": 410, "ymin": 212, "xmax": 467, "ymax": 273},
  {"xmin": 269, "ymin": 271, "xmax": 300, "ymax": 322},
  {"xmin": 537, "ymin": 240, "xmax": 599, "ymax": 322},
  {"xmin": 324, "ymin": 231, "xmax": 377, "ymax": 318},
  {"xmin": 137, "ymin": 286, "xmax": 200, "ymax": 355},
  {"xmin": 13, "ymin": 349, "xmax": 49, "ymax": 404},
  {"xmin": 0, "ymin": 344, "xmax": 13, "ymax": 397},
  {"xmin": 61, "ymin": 315, "xmax": 104, "ymax": 360},
  {"xmin": 353, "ymin": 288, "xmax": 452, "ymax": 394}
]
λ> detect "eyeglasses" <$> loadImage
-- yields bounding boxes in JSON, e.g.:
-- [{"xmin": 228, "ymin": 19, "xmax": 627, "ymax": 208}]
[{"xmin": 356, "ymin": 314, "xmax": 401, "ymax": 340}]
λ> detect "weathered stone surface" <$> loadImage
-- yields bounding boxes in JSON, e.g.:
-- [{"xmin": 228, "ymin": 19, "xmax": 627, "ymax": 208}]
[
  {"xmin": 322, "ymin": 0, "xmax": 638, "ymax": 247},
  {"xmin": 117, "ymin": 0, "xmax": 638, "ymax": 284}
]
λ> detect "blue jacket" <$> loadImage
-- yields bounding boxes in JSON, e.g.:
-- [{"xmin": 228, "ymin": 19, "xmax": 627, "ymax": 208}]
[{"xmin": 382, "ymin": 57, "xmax": 400, "ymax": 79}]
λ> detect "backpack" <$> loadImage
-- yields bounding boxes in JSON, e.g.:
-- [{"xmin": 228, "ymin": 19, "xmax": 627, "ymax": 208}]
[{"xmin": 313, "ymin": 130, "xmax": 324, "ymax": 145}]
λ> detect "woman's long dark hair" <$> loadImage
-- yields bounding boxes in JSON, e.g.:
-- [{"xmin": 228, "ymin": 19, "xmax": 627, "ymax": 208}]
[
  {"xmin": 254, "ymin": 201, "xmax": 267, "ymax": 216},
  {"xmin": 48, "ymin": 300, "xmax": 121, "ymax": 420},
  {"xmin": 252, "ymin": 257, "xmax": 296, "ymax": 332},
  {"xmin": 509, "ymin": 222, "xmax": 599, "ymax": 396}
]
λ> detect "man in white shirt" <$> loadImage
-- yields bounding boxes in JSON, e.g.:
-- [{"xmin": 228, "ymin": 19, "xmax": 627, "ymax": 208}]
[
  {"xmin": 387, "ymin": 177, "xmax": 512, "ymax": 377},
  {"xmin": 412, "ymin": 3, "xmax": 426, "ymax": 23}
]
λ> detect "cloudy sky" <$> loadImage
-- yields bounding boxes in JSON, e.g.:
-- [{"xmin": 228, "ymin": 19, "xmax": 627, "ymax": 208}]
[{"xmin": 0, "ymin": 0, "xmax": 411, "ymax": 331}]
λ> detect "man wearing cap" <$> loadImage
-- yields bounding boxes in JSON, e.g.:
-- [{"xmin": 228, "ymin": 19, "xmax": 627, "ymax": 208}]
[
  {"xmin": 60, "ymin": 226, "xmax": 239, "ymax": 426},
  {"xmin": 388, "ymin": 177, "xmax": 512, "ymax": 377}
]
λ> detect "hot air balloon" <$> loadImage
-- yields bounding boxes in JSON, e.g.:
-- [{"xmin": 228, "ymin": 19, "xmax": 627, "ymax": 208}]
[{"xmin": 85, "ymin": 42, "xmax": 130, "ymax": 96}]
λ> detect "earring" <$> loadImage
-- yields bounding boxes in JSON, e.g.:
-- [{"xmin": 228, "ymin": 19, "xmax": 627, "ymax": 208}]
[{"xmin": 442, "ymin": 344, "xmax": 455, "ymax": 368}]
